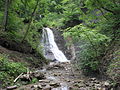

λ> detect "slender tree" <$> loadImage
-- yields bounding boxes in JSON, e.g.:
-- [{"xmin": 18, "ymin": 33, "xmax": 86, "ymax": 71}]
[
  {"xmin": 21, "ymin": 0, "xmax": 39, "ymax": 43},
  {"xmin": 3, "ymin": 0, "xmax": 10, "ymax": 31}
]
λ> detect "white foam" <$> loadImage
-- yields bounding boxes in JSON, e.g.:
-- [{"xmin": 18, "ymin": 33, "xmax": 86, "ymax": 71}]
[{"xmin": 42, "ymin": 28, "xmax": 69, "ymax": 62}]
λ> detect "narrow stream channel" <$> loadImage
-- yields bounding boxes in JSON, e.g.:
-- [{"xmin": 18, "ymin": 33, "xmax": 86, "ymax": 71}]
[{"xmin": 42, "ymin": 28, "xmax": 70, "ymax": 90}]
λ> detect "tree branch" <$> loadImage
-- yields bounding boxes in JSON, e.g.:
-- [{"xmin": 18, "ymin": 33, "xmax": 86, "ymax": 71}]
[
  {"xmin": 21, "ymin": 0, "xmax": 39, "ymax": 43},
  {"xmin": 101, "ymin": 7, "xmax": 115, "ymax": 15},
  {"xmin": 96, "ymin": 0, "xmax": 115, "ymax": 15}
]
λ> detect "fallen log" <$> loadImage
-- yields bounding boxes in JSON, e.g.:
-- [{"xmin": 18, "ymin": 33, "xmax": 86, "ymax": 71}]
[
  {"xmin": 7, "ymin": 85, "xmax": 17, "ymax": 90},
  {"xmin": 14, "ymin": 73, "xmax": 23, "ymax": 83}
]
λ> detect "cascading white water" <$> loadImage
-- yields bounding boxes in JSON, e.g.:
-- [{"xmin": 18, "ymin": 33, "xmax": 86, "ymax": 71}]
[{"xmin": 42, "ymin": 27, "xmax": 69, "ymax": 62}]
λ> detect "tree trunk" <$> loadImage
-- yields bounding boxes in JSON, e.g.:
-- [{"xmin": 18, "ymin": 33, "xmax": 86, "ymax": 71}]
[
  {"xmin": 3, "ymin": 0, "xmax": 9, "ymax": 31},
  {"xmin": 21, "ymin": 0, "xmax": 39, "ymax": 43},
  {"xmin": 66, "ymin": 37, "xmax": 76, "ymax": 60}
]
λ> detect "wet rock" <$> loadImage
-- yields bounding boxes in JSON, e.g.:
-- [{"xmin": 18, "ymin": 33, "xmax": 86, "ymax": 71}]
[
  {"xmin": 94, "ymin": 84, "xmax": 101, "ymax": 90},
  {"xmin": 103, "ymin": 81, "xmax": 111, "ymax": 90},
  {"xmin": 95, "ymin": 84, "xmax": 101, "ymax": 87},
  {"xmin": 38, "ymin": 85, "xmax": 43, "ymax": 89},
  {"xmin": 73, "ymin": 83, "xmax": 85, "ymax": 88},
  {"xmin": 47, "ymin": 63, "xmax": 64, "ymax": 70},
  {"xmin": 79, "ymin": 84, "xmax": 86, "ymax": 88},
  {"xmin": 89, "ymin": 83, "xmax": 94, "ymax": 87},
  {"xmin": 53, "ymin": 73, "xmax": 58, "ymax": 76},
  {"xmin": 31, "ymin": 84, "xmax": 43, "ymax": 89},
  {"xmin": 41, "ymin": 83, "xmax": 47, "ymax": 87},
  {"xmin": 39, "ymin": 80, "xmax": 50, "ymax": 83},
  {"xmin": 69, "ymin": 86, "xmax": 74, "ymax": 90},
  {"xmin": 49, "ymin": 82, "xmax": 60, "ymax": 87},
  {"xmin": 79, "ymin": 87, "xmax": 87, "ymax": 90},
  {"xmin": 61, "ymin": 62, "xmax": 70, "ymax": 64},
  {"xmin": 101, "ymin": 88, "xmax": 106, "ymax": 90},
  {"xmin": 67, "ymin": 79, "xmax": 71, "ymax": 82},
  {"xmin": 104, "ymin": 81, "xmax": 110, "ymax": 86},
  {"xmin": 89, "ymin": 78, "xmax": 96, "ymax": 81},
  {"xmin": 43, "ymin": 85, "xmax": 52, "ymax": 90},
  {"xmin": 53, "ymin": 73, "xmax": 62, "ymax": 76},
  {"xmin": 73, "ymin": 83, "xmax": 79, "ymax": 87},
  {"xmin": 7, "ymin": 85, "xmax": 17, "ymax": 90},
  {"xmin": 54, "ymin": 67, "xmax": 59, "ymax": 69},
  {"xmin": 31, "ymin": 85, "xmax": 38, "ymax": 88},
  {"xmin": 46, "ymin": 76, "xmax": 56, "ymax": 81},
  {"xmin": 32, "ymin": 71, "xmax": 46, "ymax": 80},
  {"xmin": 74, "ymin": 80, "xmax": 84, "ymax": 83},
  {"xmin": 85, "ymin": 83, "xmax": 90, "ymax": 86},
  {"xmin": 97, "ymin": 87, "xmax": 103, "ymax": 90},
  {"xmin": 93, "ymin": 80, "xmax": 100, "ymax": 84}
]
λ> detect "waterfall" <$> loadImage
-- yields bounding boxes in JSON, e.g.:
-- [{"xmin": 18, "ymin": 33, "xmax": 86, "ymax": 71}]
[{"xmin": 42, "ymin": 27, "xmax": 69, "ymax": 62}]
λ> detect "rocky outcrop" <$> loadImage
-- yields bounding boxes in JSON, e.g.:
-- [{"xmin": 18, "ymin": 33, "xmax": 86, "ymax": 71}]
[
  {"xmin": 14, "ymin": 61, "xmax": 118, "ymax": 90},
  {"xmin": 52, "ymin": 28, "xmax": 75, "ymax": 60}
]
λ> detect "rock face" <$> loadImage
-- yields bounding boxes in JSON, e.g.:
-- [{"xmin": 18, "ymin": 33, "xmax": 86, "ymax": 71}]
[{"xmin": 52, "ymin": 28, "xmax": 73, "ymax": 60}]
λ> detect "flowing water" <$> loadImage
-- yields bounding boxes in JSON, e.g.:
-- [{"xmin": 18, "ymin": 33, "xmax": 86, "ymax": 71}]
[
  {"xmin": 42, "ymin": 28, "xmax": 69, "ymax": 90},
  {"xmin": 42, "ymin": 27, "xmax": 69, "ymax": 62}
]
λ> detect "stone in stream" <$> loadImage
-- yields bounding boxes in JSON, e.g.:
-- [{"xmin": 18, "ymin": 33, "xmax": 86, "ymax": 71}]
[
  {"xmin": 53, "ymin": 73, "xmax": 58, "ymax": 76},
  {"xmin": 73, "ymin": 83, "xmax": 85, "ymax": 88},
  {"xmin": 39, "ymin": 80, "xmax": 50, "ymax": 83},
  {"xmin": 66, "ymin": 79, "xmax": 71, "ymax": 82},
  {"xmin": 43, "ymin": 85, "xmax": 52, "ymax": 90},
  {"xmin": 93, "ymin": 80, "xmax": 100, "ymax": 84},
  {"xmin": 53, "ymin": 73, "xmax": 62, "ymax": 76},
  {"xmin": 38, "ymin": 85, "xmax": 43, "ymax": 89},
  {"xmin": 95, "ymin": 84, "xmax": 101, "ymax": 87},
  {"xmin": 32, "ymin": 71, "xmax": 46, "ymax": 80},
  {"xmin": 74, "ymin": 80, "xmax": 84, "ymax": 83},
  {"xmin": 89, "ymin": 78, "xmax": 96, "ymax": 81},
  {"xmin": 69, "ymin": 86, "xmax": 74, "ymax": 90},
  {"xmin": 49, "ymin": 82, "xmax": 61, "ymax": 88},
  {"xmin": 104, "ymin": 81, "xmax": 110, "ymax": 86},
  {"xmin": 41, "ymin": 83, "xmax": 47, "ymax": 87},
  {"xmin": 46, "ymin": 62, "xmax": 65, "ymax": 70},
  {"xmin": 103, "ymin": 81, "xmax": 111, "ymax": 90},
  {"xmin": 89, "ymin": 83, "xmax": 94, "ymax": 87},
  {"xmin": 31, "ymin": 84, "xmax": 43, "ymax": 89}
]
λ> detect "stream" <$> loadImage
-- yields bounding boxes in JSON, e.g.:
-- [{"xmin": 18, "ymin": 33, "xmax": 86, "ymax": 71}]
[
  {"xmin": 42, "ymin": 28, "xmax": 69, "ymax": 90},
  {"xmin": 16, "ymin": 28, "xmax": 111, "ymax": 90}
]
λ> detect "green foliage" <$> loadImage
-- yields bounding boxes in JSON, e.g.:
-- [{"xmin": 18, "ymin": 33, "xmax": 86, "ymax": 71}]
[
  {"xmin": 30, "ymin": 78, "xmax": 38, "ymax": 84},
  {"xmin": 0, "ymin": 54, "xmax": 27, "ymax": 87},
  {"xmin": 0, "ymin": 11, "xmax": 4, "ymax": 26},
  {"xmin": 107, "ymin": 50, "xmax": 120, "ymax": 83},
  {"xmin": 0, "ymin": 0, "xmax": 119, "ymax": 83},
  {"xmin": 41, "ymin": 13, "xmax": 65, "ymax": 27},
  {"xmin": 0, "ymin": 0, "xmax": 49, "ymax": 60},
  {"xmin": 7, "ymin": 13, "xmax": 24, "ymax": 31},
  {"xmin": 64, "ymin": 24, "xmax": 110, "ymax": 73},
  {"xmin": 63, "ymin": 0, "xmax": 120, "ymax": 77}
]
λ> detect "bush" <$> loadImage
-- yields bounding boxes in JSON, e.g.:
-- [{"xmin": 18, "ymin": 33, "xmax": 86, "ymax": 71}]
[
  {"xmin": 107, "ymin": 50, "xmax": 120, "ymax": 83},
  {"xmin": 63, "ymin": 24, "xmax": 110, "ymax": 73},
  {"xmin": 0, "ymin": 54, "xmax": 27, "ymax": 87}
]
